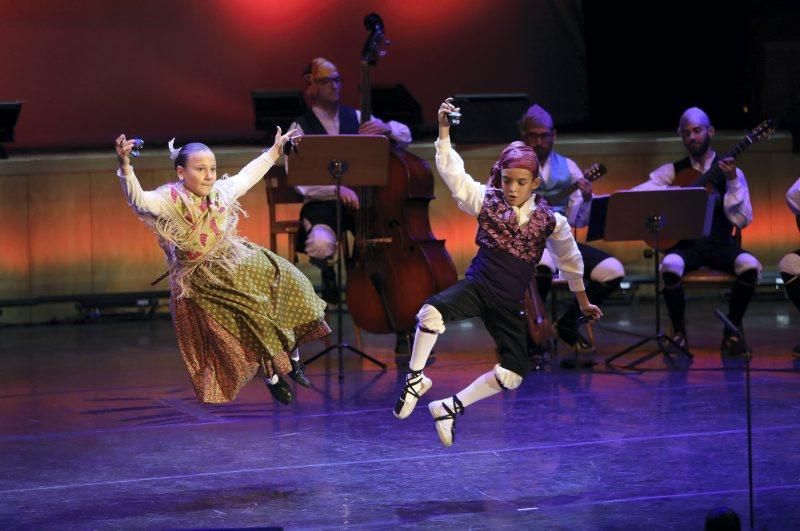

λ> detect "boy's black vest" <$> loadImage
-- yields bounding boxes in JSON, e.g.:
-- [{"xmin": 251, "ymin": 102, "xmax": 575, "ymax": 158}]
[{"xmin": 466, "ymin": 188, "xmax": 556, "ymax": 308}]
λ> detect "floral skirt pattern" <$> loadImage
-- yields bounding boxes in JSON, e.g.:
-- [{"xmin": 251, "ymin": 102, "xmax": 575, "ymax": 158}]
[{"xmin": 171, "ymin": 244, "xmax": 330, "ymax": 403}]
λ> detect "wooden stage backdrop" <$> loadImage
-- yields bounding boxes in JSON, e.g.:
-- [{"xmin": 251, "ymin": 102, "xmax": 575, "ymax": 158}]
[{"xmin": 1, "ymin": 132, "xmax": 799, "ymax": 324}]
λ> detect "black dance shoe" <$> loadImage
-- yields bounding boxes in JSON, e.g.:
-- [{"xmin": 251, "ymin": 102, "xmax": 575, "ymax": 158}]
[
  {"xmin": 289, "ymin": 358, "xmax": 313, "ymax": 388},
  {"xmin": 264, "ymin": 376, "xmax": 293, "ymax": 405}
]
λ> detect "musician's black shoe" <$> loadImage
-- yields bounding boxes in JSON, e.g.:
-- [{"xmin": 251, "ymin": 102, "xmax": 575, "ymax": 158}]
[
  {"xmin": 320, "ymin": 266, "xmax": 339, "ymax": 305},
  {"xmin": 721, "ymin": 333, "xmax": 747, "ymax": 357},
  {"xmin": 264, "ymin": 376, "xmax": 293, "ymax": 405},
  {"xmin": 289, "ymin": 358, "xmax": 313, "ymax": 388},
  {"xmin": 555, "ymin": 322, "xmax": 594, "ymax": 354},
  {"xmin": 394, "ymin": 332, "xmax": 408, "ymax": 354},
  {"xmin": 527, "ymin": 341, "xmax": 550, "ymax": 371},
  {"xmin": 669, "ymin": 329, "xmax": 689, "ymax": 352}
]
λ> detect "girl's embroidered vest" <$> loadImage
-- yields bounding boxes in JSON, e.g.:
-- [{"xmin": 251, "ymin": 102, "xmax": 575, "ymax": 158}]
[
  {"xmin": 466, "ymin": 188, "xmax": 556, "ymax": 307},
  {"xmin": 148, "ymin": 182, "xmax": 250, "ymax": 299},
  {"xmin": 533, "ymin": 152, "xmax": 573, "ymax": 215}
]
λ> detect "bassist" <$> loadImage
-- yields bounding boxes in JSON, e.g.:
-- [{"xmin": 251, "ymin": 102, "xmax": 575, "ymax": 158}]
[{"xmin": 288, "ymin": 57, "xmax": 411, "ymax": 305}]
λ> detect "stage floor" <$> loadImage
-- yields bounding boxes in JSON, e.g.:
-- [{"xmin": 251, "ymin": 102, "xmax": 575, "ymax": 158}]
[{"xmin": 1, "ymin": 296, "xmax": 799, "ymax": 529}]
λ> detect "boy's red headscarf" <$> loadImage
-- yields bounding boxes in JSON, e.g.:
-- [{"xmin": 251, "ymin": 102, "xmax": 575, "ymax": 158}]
[{"xmin": 487, "ymin": 141, "xmax": 539, "ymax": 188}]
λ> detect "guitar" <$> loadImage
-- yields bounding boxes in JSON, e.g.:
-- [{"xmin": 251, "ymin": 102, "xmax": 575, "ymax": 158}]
[
  {"xmin": 671, "ymin": 119, "xmax": 775, "ymax": 191},
  {"xmin": 645, "ymin": 119, "xmax": 775, "ymax": 250},
  {"xmin": 541, "ymin": 163, "xmax": 607, "ymax": 207},
  {"xmin": 523, "ymin": 163, "xmax": 606, "ymax": 347}
]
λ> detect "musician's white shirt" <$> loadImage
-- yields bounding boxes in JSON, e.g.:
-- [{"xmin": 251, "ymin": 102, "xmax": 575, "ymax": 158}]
[
  {"xmin": 787, "ymin": 176, "xmax": 800, "ymax": 216},
  {"xmin": 632, "ymin": 149, "xmax": 753, "ymax": 229},
  {"xmin": 539, "ymin": 153, "xmax": 591, "ymax": 228}
]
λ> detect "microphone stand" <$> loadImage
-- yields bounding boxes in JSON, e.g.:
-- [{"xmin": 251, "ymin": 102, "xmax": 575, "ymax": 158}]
[{"xmin": 714, "ymin": 309, "xmax": 754, "ymax": 530}]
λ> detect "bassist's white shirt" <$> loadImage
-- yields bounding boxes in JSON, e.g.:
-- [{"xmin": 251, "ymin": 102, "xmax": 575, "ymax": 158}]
[
  {"xmin": 632, "ymin": 149, "xmax": 752, "ymax": 229},
  {"xmin": 289, "ymin": 105, "xmax": 411, "ymax": 201}
]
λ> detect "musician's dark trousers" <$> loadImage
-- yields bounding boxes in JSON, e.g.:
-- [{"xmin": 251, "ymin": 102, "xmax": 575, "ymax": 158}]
[
  {"xmin": 781, "ymin": 250, "xmax": 800, "ymax": 352},
  {"xmin": 661, "ymin": 238, "xmax": 760, "ymax": 333},
  {"xmin": 296, "ymin": 200, "xmax": 355, "ymax": 258},
  {"xmin": 297, "ymin": 199, "xmax": 414, "ymax": 349},
  {"xmin": 780, "ymin": 250, "xmax": 800, "ymax": 313},
  {"xmin": 536, "ymin": 243, "xmax": 622, "ymax": 338}
]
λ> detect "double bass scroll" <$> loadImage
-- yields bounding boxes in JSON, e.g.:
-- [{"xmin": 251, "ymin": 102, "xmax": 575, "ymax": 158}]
[{"xmin": 345, "ymin": 13, "xmax": 458, "ymax": 334}]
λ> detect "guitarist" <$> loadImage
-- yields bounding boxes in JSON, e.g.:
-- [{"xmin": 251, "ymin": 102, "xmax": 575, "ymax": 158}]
[
  {"xmin": 521, "ymin": 104, "xmax": 626, "ymax": 353},
  {"xmin": 778, "ymin": 176, "xmax": 800, "ymax": 355},
  {"xmin": 632, "ymin": 107, "xmax": 761, "ymax": 356}
]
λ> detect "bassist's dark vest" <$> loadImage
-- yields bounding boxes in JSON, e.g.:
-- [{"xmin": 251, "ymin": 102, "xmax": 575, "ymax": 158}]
[
  {"xmin": 673, "ymin": 156, "xmax": 735, "ymax": 245},
  {"xmin": 296, "ymin": 106, "xmax": 360, "ymax": 135}
]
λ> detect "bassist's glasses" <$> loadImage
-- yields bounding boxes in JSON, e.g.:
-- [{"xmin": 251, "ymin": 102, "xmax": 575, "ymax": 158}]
[{"xmin": 314, "ymin": 76, "xmax": 342, "ymax": 87}]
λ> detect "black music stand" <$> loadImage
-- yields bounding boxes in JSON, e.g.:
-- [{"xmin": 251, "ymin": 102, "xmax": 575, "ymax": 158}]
[
  {"xmin": 603, "ymin": 188, "xmax": 714, "ymax": 369},
  {"xmin": 714, "ymin": 309, "xmax": 756, "ymax": 530},
  {"xmin": 287, "ymin": 135, "xmax": 390, "ymax": 379},
  {"xmin": 0, "ymin": 101, "xmax": 23, "ymax": 159}
]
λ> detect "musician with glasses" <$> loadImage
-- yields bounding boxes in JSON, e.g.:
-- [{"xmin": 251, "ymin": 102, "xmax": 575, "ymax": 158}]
[
  {"xmin": 521, "ymin": 104, "xmax": 625, "ymax": 354},
  {"xmin": 288, "ymin": 57, "xmax": 416, "ymax": 354}
]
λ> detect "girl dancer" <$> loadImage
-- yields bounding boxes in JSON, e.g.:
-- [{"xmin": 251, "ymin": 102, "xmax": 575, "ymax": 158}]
[{"xmin": 115, "ymin": 128, "xmax": 329, "ymax": 405}]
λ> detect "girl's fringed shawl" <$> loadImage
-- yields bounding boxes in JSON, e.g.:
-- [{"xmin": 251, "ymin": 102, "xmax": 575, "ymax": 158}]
[{"xmin": 143, "ymin": 180, "xmax": 255, "ymax": 299}]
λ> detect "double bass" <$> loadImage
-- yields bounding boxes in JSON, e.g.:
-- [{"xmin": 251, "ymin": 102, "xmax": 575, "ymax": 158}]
[{"xmin": 345, "ymin": 13, "xmax": 458, "ymax": 334}]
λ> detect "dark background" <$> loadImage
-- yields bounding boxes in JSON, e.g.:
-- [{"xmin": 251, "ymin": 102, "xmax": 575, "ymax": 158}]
[
  {"xmin": 0, "ymin": 0, "xmax": 798, "ymax": 151},
  {"xmin": 583, "ymin": 0, "xmax": 800, "ymax": 134}
]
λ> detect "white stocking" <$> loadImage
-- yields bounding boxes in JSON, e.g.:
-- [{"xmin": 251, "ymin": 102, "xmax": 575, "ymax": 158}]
[
  {"xmin": 409, "ymin": 329, "xmax": 438, "ymax": 371},
  {"xmin": 455, "ymin": 370, "xmax": 503, "ymax": 408}
]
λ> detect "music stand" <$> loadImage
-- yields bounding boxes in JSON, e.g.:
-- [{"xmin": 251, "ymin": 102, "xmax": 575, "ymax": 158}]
[
  {"xmin": 251, "ymin": 91, "xmax": 305, "ymax": 135},
  {"xmin": 714, "ymin": 309, "xmax": 756, "ymax": 530},
  {"xmin": 0, "ymin": 101, "xmax": 23, "ymax": 159},
  {"xmin": 585, "ymin": 194, "xmax": 608, "ymax": 242},
  {"xmin": 603, "ymin": 188, "xmax": 713, "ymax": 369},
  {"xmin": 287, "ymin": 135, "xmax": 390, "ymax": 379}
]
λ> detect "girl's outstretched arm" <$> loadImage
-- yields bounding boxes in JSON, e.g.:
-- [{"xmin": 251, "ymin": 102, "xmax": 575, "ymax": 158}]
[
  {"xmin": 216, "ymin": 127, "xmax": 299, "ymax": 202},
  {"xmin": 115, "ymin": 134, "xmax": 169, "ymax": 217}
]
